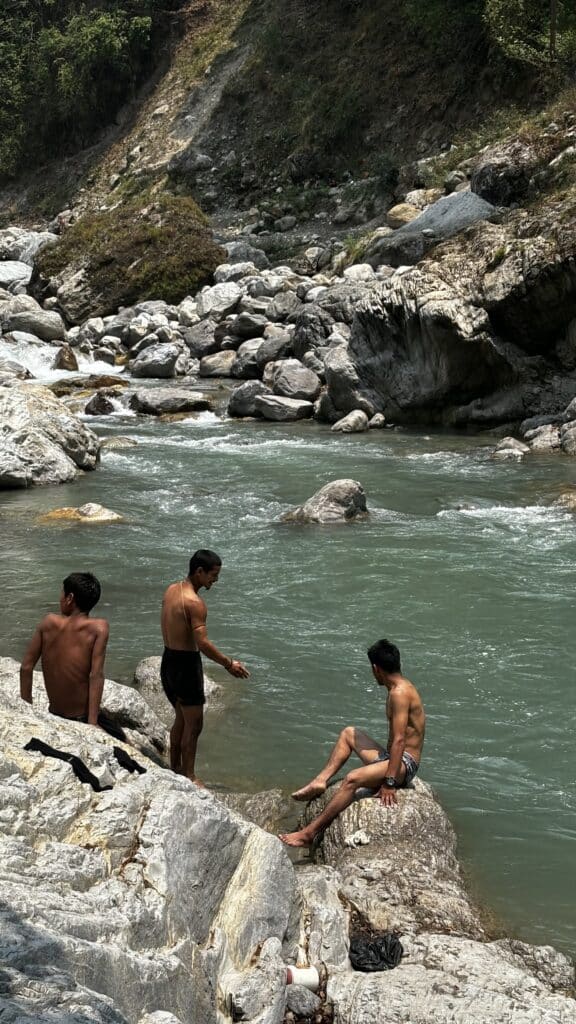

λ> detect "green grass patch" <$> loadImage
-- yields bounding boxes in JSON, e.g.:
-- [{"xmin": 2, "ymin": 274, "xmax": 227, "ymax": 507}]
[{"xmin": 36, "ymin": 193, "xmax": 224, "ymax": 316}]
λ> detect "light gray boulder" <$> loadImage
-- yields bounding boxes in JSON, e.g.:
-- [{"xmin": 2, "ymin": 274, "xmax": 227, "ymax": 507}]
[
  {"xmin": 524, "ymin": 423, "xmax": 562, "ymax": 452},
  {"xmin": 214, "ymin": 262, "xmax": 258, "ymax": 284},
  {"xmin": 292, "ymin": 306, "xmax": 335, "ymax": 359},
  {"xmin": 265, "ymin": 358, "xmax": 322, "ymax": 401},
  {"xmin": 281, "ymin": 479, "xmax": 367, "ymax": 523},
  {"xmin": 223, "ymin": 239, "xmax": 270, "ymax": 269},
  {"xmin": 343, "ymin": 263, "xmax": 377, "ymax": 283},
  {"xmin": 0, "ymin": 656, "xmax": 167, "ymax": 759},
  {"xmin": 331, "ymin": 409, "xmax": 369, "ymax": 433},
  {"xmin": 0, "ymin": 385, "xmax": 100, "ymax": 488},
  {"xmin": 268, "ymin": 291, "xmax": 302, "ymax": 322},
  {"xmin": 2, "ymin": 307, "xmax": 66, "ymax": 342},
  {"xmin": 368, "ymin": 412, "xmax": 386, "ymax": 428},
  {"xmin": 0, "ymin": 357, "xmax": 34, "ymax": 383},
  {"xmin": 228, "ymin": 381, "xmax": 273, "ymax": 417},
  {"xmin": 324, "ymin": 344, "xmax": 376, "ymax": 419},
  {"xmin": 131, "ymin": 343, "xmax": 181, "ymax": 379},
  {"xmin": 254, "ymin": 395, "xmax": 314, "ymax": 421},
  {"xmin": 233, "ymin": 312, "xmax": 269, "ymax": 339},
  {"xmin": 0, "ymin": 226, "xmax": 58, "ymax": 264},
  {"xmin": 181, "ymin": 318, "xmax": 220, "ymax": 358},
  {"xmin": 366, "ymin": 191, "xmax": 498, "ymax": 267},
  {"xmin": 231, "ymin": 338, "xmax": 264, "ymax": 380},
  {"xmin": 491, "ymin": 436, "xmax": 530, "ymax": 459},
  {"xmin": 196, "ymin": 282, "xmax": 242, "ymax": 320},
  {"xmin": 560, "ymin": 421, "xmax": 576, "ymax": 455},
  {"xmin": 199, "ymin": 350, "xmax": 237, "ymax": 377},
  {"xmin": 327, "ymin": 934, "xmax": 576, "ymax": 1024},
  {"xmin": 255, "ymin": 330, "xmax": 294, "ymax": 369},
  {"xmin": 129, "ymin": 388, "xmax": 212, "ymax": 416},
  {"xmin": 471, "ymin": 140, "xmax": 540, "ymax": 206},
  {"xmin": 0, "ymin": 665, "xmax": 295, "ymax": 1024},
  {"xmin": 0, "ymin": 260, "xmax": 32, "ymax": 290}
]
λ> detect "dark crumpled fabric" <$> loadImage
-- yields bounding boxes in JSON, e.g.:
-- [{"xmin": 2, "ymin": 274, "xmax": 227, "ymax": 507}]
[
  {"xmin": 24, "ymin": 738, "xmax": 113, "ymax": 792},
  {"xmin": 349, "ymin": 932, "xmax": 404, "ymax": 972}
]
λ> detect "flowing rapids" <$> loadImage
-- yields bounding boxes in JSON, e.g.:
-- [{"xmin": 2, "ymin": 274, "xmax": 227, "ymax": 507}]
[{"xmin": 1, "ymin": 409, "xmax": 575, "ymax": 954}]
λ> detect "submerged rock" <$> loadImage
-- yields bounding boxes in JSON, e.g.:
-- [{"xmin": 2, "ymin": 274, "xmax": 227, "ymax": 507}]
[
  {"xmin": 281, "ymin": 479, "xmax": 368, "ymax": 523},
  {"xmin": 331, "ymin": 409, "xmax": 369, "ymax": 433},
  {"xmin": 38, "ymin": 502, "xmax": 124, "ymax": 524}
]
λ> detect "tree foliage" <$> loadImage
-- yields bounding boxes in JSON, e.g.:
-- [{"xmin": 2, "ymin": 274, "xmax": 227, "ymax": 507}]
[
  {"xmin": 484, "ymin": 0, "xmax": 576, "ymax": 64},
  {"xmin": 0, "ymin": 0, "xmax": 180, "ymax": 180}
]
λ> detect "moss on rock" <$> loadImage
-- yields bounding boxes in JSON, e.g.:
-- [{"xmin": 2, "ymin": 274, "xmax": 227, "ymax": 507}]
[{"xmin": 35, "ymin": 193, "xmax": 224, "ymax": 320}]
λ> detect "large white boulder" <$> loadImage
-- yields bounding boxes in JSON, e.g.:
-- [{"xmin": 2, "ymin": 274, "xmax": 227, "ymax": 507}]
[
  {"xmin": 0, "ymin": 662, "xmax": 295, "ymax": 1024},
  {"xmin": 0, "ymin": 385, "xmax": 100, "ymax": 488}
]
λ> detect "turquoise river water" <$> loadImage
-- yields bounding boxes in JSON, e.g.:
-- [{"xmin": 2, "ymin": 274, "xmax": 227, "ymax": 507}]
[{"xmin": 1, "ymin": 402, "xmax": 575, "ymax": 955}]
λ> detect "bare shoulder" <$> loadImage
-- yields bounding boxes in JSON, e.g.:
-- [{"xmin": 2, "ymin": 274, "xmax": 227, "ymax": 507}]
[
  {"xmin": 89, "ymin": 617, "xmax": 109, "ymax": 637},
  {"xmin": 39, "ymin": 612, "xmax": 61, "ymax": 632}
]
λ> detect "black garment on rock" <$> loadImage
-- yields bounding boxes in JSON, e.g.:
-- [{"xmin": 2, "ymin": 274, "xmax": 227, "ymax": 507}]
[
  {"xmin": 349, "ymin": 933, "xmax": 404, "ymax": 972},
  {"xmin": 24, "ymin": 738, "xmax": 113, "ymax": 793},
  {"xmin": 112, "ymin": 745, "xmax": 146, "ymax": 774}
]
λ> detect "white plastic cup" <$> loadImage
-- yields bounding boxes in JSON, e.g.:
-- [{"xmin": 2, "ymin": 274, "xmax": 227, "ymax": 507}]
[{"xmin": 285, "ymin": 965, "xmax": 320, "ymax": 991}]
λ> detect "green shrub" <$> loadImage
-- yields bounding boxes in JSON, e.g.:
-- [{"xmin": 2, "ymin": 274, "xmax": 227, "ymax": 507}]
[{"xmin": 36, "ymin": 194, "xmax": 225, "ymax": 315}]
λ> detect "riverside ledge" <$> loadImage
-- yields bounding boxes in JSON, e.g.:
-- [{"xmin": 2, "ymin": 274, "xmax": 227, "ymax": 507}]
[{"xmin": 0, "ymin": 655, "xmax": 574, "ymax": 1024}]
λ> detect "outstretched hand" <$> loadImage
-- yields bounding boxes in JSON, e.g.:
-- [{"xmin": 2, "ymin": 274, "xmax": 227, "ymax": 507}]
[
  {"xmin": 378, "ymin": 785, "xmax": 398, "ymax": 807},
  {"xmin": 227, "ymin": 659, "xmax": 250, "ymax": 678}
]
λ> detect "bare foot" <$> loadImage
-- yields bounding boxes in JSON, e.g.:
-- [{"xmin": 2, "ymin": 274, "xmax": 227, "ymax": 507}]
[
  {"xmin": 291, "ymin": 780, "xmax": 326, "ymax": 802},
  {"xmin": 279, "ymin": 829, "xmax": 314, "ymax": 847},
  {"xmin": 184, "ymin": 775, "xmax": 207, "ymax": 788}
]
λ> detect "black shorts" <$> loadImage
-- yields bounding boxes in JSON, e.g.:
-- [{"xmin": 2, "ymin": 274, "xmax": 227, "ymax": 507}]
[{"xmin": 161, "ymin": 648, "xmax": 205, "ymax": 707}]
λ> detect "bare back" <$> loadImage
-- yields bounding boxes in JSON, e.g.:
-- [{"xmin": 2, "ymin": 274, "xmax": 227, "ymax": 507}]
[
  {"xmin": 161, "ymin": 580, "xmax": 206, "ymax": 651},
  {"xmin": 40, "ymin": 613, "xmax": 108, "ymax": 718},
  {"xmin": 386, "ymin": 676, "xmax": 426, "ymax": 762}
]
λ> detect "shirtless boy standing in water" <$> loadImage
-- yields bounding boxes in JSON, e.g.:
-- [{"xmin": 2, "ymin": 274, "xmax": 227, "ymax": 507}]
[
  {"xmin": 161, "ymin": 549, "xmax": 249, "ymax": 784},
  {"xmin": 280, "ymin": 639, "xmax": 425, "ymax": 847},
  {"xmin": 20, "ymin": 573, "xmax": 109, "ymax": 725}
]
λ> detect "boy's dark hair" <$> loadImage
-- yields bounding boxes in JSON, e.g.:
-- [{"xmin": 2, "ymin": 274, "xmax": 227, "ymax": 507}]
[
  {"xmin": 63, "ymin": 573, "xmax": 101, "ymax": 613},
  {"xmin": 367, "ymin": 639, "xmax": 401, "ymax": 674},
  {"xmin": 188, "ymin": 549, "xmax": 222, "ymax": 576}
]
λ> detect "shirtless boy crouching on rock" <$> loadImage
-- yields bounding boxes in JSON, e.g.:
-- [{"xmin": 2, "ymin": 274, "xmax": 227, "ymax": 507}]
[
  {"xmin": 20, "ymin": 573, "xmax": 112, "ymax": 729},
  {"xmin": 161, "ymin": 549, "xmax": 250, "ymax": 785},
  {"xmin": 280, "ymin": 639, "xmax": 425, "ymax": 847}
]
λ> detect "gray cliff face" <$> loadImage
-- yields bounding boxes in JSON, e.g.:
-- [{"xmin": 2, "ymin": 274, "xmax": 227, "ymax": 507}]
[
  {"xmin": 326, "ymin": 216, "xmax": 576, "ymax": 425},
  {"xmin": 1, "ymin": 657, "xmax": 575, "ymax": 1024}
]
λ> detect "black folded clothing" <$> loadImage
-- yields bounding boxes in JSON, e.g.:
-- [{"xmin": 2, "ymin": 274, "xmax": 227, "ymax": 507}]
[{"xmin": 349, "ymin": 932, "xmax": 404, "ymax": 972}]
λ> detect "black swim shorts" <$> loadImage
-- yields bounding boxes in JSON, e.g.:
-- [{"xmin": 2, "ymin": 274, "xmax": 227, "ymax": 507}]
[{"xmin": 160, "ymin": 648, "xmax": 205, "ymax": 707}]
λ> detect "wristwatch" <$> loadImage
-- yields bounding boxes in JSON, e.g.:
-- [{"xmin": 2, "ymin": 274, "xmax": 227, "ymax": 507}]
[{"xmin": 383, "ymin": 776, "xmax": 396, "ymax": 788}]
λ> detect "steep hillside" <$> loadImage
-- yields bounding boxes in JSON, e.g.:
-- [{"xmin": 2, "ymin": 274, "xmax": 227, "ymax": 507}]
[{"xmin": 0, "ymin": 0, "xmax": 543, "ymax": 226}]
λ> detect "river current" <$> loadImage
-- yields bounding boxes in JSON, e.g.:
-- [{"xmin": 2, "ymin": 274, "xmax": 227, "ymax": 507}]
[{"xmin": 1, "ymin": 396, "xmax": 575, "ymax": 955}]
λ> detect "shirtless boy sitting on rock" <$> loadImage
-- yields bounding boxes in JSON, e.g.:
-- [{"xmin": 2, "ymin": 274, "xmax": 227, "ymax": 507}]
[
  {"xmin": 20, "ymin": 572, "xmax": 110, "ymax": 727},
  {"xmin": 280, "ymin": 639, "xmax": 425, "ymax": 847}
]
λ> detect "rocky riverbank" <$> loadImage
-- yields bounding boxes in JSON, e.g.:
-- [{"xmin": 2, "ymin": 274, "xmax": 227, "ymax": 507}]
[
  {"xmin": 1, "ymin": 657, "xmax": 575, "ymax": 1024},
  {"xmin": 4, "ymin": 193, "xmax": 576, "ymax": 490}
]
